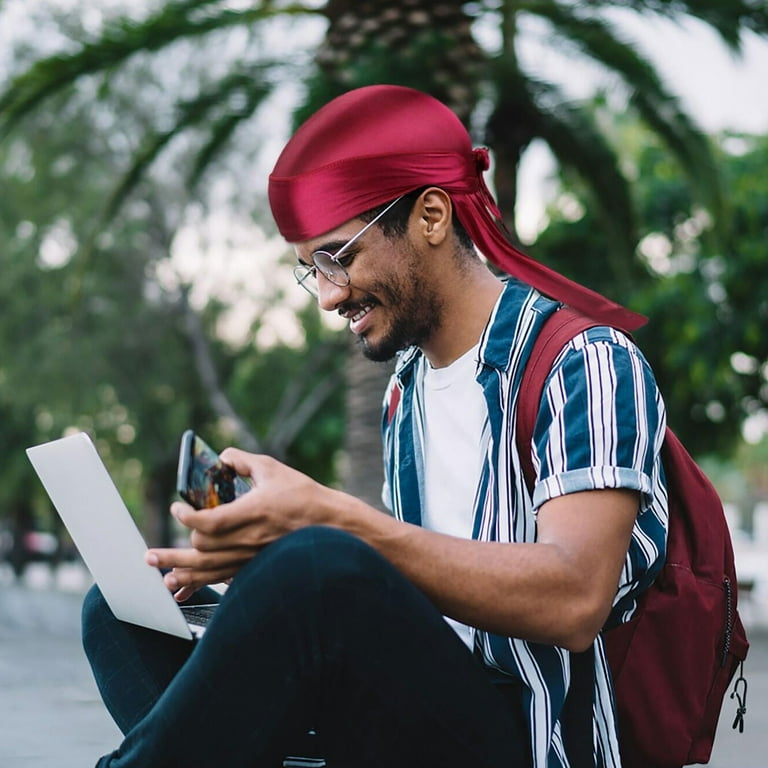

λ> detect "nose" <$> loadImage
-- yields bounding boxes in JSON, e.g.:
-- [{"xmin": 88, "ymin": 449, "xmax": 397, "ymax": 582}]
[{"xmin": 316, "ymin": 271, "xmax": 350, "ymax": 311}]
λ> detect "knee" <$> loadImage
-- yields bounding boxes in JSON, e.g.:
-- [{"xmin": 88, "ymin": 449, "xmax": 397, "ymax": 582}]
[
  {"xmin": 233, "ymin": 526, "xmax": 396, "ymax": 604},
  {"xmin": 269, "ymin": 525, "xmax": 388, "ymax": 583},
  {"xmin": 81, "ymin": 584, "xmax": 113, "ymax": 655},
  {"xmin": 82, "ymin": 583, "xmax": 109, "ymax": 624}
]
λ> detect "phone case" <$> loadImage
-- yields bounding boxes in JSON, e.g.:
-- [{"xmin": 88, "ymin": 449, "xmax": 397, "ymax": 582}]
[{"xmin": 176, "ymin": 430, "xmax": 250, "ymax": 509}]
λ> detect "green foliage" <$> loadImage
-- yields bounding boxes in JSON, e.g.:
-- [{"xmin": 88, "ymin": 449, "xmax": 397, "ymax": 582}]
[
  {"xmin": 0, "ymin": 0, "xmax": 322, "ymax": 244},
  {"xmin": 228, "ymin": 303, "xmax": 347, "ymax": 484},
  {"xmin": 0, "ymin": 96, "xmax": 205, "ymax": 531},
  {"xmin": 0, "ymin": 0, "xmax": 291, "ymax": 137},
  {"xmin": 0, "ymin": 39, "xmax": 346, "ymax": 541},
  {"xmin": 0, "ymin": 0, "xmax": 748, "ymax": 263},
  {"xmin": 486, "ymin": 0, "xmax": 725, "ymax": 254},
  {"xmin": 532, "ymin": 126, "xmax": 768, "ymax": 459},
  {"xmin": 101, "ymin": 69, "xmax": 272, "ymax": 223}
]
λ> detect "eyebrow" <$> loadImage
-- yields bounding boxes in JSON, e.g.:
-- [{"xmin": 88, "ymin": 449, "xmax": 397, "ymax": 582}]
[
  {"xmin": 295, "ymin": 243, "xmax": 344, "ymax": 268},
  {"xmin": 314, "ymin": 239, "xmax": 350, "ymax": 255},
  {"xmin": 295, "ymin": 231, "xmax": 365, "ymax": 268}
]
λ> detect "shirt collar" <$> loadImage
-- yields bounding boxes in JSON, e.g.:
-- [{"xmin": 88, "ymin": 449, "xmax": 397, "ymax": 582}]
[{"xmin": 394, "ymin": 279, "xmax": 560, "ymax": 381}]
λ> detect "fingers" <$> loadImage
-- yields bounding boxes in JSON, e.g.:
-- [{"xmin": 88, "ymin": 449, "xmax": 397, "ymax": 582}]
[
  {"xmin": 170, "ymin": 499, "xmax": 254, "ymax": 539},
  {"xmin": 219, "ymin": 447, "xmax": 265, "ymax": 478},
  {"xmin": 172, "ymin": 584, "xmax": 198, "ymax": 603},
  {"xmin": 146, "ymin": 546, "xmax": 254, "ymax": 597},
  {"xmin": 165, "ymin": 563, "xmax": 244, "ymax": 597},
  {"xmin": 166, "ymin": 566, "xmax": 235, "ymax": 597},
  {"xmin": 146, "ymin": 546, "xmax": 254, "ymax": 571}
]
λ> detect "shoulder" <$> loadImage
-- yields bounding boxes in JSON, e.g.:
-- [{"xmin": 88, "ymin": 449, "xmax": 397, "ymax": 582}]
[{"xmin": 549, "ymin": 326, "xmax": 658, "ymax": 391}]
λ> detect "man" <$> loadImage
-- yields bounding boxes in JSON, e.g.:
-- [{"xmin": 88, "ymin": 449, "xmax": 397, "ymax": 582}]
[{"xmin": 83, "ymin": 85, "xmax": 667, "ymax": 767}]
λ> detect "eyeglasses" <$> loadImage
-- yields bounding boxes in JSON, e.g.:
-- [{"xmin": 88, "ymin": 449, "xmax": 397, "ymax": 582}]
[{"xmin": 293, "ymin": 195, "xmax": 405, "ymax": 298}]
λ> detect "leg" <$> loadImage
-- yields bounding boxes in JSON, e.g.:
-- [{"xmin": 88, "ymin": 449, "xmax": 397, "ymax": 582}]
[
  {"xmin": 82, "ymin": 583, "xmax": 221, "ymax": 734},
  {"xmin": 92, "ymin": 526, "xmax": 529, "ymax": 767}
]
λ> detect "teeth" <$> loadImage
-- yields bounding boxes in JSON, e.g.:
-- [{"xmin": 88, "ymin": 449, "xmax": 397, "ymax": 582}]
[{"xmin": 351, "ymin": 305, "xmax": 372, "ymax": 322}]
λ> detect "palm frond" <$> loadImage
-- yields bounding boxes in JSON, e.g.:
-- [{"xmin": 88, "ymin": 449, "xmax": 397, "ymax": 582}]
[
  {"xmin": 487, "ymin": 52, "xmax": 638, "ymax": 276},
  {"xmin": 0, "ymin": 0, "xmax": 308, "ymax": 139},
  {"xmin": 561, "ymin": 0, "xmax": 768, "ymax": 47},
  {"xmin": 530, "ymin": 2, "xmax": 724, "ymax": 229},
  {"xmin": 188, "ymin": 77, "xmax": 273, "ymax": 189},
  {"xmin": 527, "ymin": 81, "xmax": 640, "ymax": 276},
  {"xmin": 70, "ymin": 66, "xmax": 277, "ymax": 281},
  {"xmin": 103, "ymin": 70, "xmax": 266, "ymax": 223}
]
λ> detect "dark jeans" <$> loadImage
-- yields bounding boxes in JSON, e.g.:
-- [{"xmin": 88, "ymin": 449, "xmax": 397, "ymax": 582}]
[{"xmin": 82, "ymin": 526, "xmax": 531, "ymax": 767}]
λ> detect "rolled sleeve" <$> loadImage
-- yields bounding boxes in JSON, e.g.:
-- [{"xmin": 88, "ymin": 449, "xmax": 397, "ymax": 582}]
[{"xmin": 531, "ymin": 328, "xmax": 665, "ymax": 513}]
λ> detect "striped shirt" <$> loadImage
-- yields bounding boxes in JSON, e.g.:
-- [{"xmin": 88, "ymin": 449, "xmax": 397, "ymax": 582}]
[{"xmin": 381, "ymin": 279, "xmax": 668, "ymax": 768}]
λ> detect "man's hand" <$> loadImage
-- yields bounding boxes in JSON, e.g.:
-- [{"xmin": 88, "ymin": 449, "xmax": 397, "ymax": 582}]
[{"xmin": 146, "ymin": 450, "xmax": 336, "ymax": 601}]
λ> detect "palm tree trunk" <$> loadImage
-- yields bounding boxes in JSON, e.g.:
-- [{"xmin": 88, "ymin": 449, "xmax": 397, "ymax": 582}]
[{"xmin": 342, "ymin": 338, "xmax": 393, "ymax": 510}]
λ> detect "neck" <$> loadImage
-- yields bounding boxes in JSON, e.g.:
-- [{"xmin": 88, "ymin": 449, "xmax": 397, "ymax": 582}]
[{"xmin": 421, "ymin": 265, "xmax": 503, "ymax": 369}]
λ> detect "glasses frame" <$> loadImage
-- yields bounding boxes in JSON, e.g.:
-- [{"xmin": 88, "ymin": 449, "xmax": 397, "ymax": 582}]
[{"xmin": 293, "ymin": 194, "xmax": 406, "ymax": 298}]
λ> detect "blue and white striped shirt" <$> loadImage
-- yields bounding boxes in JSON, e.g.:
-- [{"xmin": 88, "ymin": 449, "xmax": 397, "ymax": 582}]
[{"xmin": 381, "ymin": 279, "xmax": 668, "ymax": 768}]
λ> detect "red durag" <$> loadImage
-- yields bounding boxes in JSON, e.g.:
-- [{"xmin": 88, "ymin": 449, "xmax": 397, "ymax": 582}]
[{"xmin": 268, "ymin": 85, "xmax": 646, "ymax": 331}]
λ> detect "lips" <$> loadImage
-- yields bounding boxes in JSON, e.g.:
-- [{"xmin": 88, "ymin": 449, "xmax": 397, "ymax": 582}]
[{"xmin": 343, "ymin": 302, "xmax": 376, "ymax": 335}]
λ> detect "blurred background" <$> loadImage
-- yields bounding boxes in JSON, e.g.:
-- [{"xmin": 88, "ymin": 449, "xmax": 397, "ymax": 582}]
[{"xmin": 0, "ymin": 0, "xmax": 767, "ymax": 764}]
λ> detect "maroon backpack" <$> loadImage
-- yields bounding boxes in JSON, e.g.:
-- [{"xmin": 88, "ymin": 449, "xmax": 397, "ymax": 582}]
[{"xmin": 516, "ymin": 306, "xmax": 749, "ymax": 768}]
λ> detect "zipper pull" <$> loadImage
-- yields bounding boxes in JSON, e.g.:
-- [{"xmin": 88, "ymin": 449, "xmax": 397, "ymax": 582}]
[{"xmin": 730, "ymin": 662, "xmax": 748, "ymax": 734}]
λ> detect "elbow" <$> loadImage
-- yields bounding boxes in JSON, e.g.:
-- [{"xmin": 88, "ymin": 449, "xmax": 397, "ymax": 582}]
[
  {"xmin": 560, "ymin": 627, "xmax": 600, "ymax": 654},
  {"xmin": 550, "ymin": 597, "xmax": 608, "ymax": 653}
]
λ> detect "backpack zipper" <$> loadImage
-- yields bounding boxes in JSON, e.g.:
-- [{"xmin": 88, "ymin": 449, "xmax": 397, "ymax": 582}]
[{"xmin": 722, "ymin": 576, "xmax": 733, "ymax": 667}]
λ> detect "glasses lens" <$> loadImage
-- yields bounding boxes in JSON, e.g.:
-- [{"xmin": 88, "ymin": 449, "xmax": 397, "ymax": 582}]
[
  {"xmin": 312, "ymin": 251, "xmax": 347, "ymax": 284},
  {"xmin": 293, "ymin": 265, "xmax": 318, "ymax": 297}
]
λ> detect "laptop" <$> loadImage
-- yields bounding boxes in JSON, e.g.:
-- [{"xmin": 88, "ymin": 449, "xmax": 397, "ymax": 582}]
[{"xmin": 26, "ymin": 431, "xmax": 216, "ymax": 640}]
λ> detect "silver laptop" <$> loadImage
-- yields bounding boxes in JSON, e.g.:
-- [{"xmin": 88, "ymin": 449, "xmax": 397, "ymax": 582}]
[{"xmin": 26, "ymin": 431, "xmax": 215, "ymax": 640}]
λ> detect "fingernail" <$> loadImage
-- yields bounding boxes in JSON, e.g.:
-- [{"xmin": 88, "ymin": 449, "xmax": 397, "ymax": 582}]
[{"xmin": 146, "ymin": 552, "xmax": 159, "ymax": 566}]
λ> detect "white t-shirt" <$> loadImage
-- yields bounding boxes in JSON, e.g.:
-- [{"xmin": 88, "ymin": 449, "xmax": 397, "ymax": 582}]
[{"xmin": 421, "ymin": 342, "xmax": 487, "ymax": 649}]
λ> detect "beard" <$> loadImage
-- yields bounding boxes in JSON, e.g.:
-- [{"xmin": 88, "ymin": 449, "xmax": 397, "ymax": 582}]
[{"xmin": 356, "ymin": 264, "xmax": 444, "ymax": 363}]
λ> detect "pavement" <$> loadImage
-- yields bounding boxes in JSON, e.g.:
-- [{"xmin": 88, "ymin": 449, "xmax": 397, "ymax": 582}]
[
  {"xmin": 1, "ymin": 562, "xmax": 768, "ymax": 768},
  {"xmin": 0, "ymin": 564, "xmax": 121, "ymax": 768}
]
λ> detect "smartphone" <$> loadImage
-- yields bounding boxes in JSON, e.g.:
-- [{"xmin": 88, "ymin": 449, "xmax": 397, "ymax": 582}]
[{"xmin": 176, "ymin": 430, "xmax": 251, "ymax": 509}]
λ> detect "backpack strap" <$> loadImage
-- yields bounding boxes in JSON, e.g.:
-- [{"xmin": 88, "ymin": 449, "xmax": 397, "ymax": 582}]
[
  {"xmin": 561, "ymin": 648, "xmax": 597, "ymax": 768},
  {"xmin": 516, "ymin": 305, "xmax": 605, "ymax": 768},
  {"xmin": 516, "ymin": 306, "xmax": 601, "ymax": 495}
]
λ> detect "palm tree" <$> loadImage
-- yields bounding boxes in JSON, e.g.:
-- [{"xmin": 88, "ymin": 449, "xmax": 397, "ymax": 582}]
[{"xmin": 1, "ymin": 0, "xmax": 766, "ymax": 500}]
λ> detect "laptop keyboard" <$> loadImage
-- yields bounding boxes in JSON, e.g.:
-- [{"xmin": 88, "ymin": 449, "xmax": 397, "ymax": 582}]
[{"xmin": 180, "ymin": 603, "xmax": 218, "ymax": 626}]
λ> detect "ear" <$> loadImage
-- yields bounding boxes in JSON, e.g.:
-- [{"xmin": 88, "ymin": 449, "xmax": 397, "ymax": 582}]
[{"xmin": 414, "ymin": 187, "xmax": 452, "ymax": 246}]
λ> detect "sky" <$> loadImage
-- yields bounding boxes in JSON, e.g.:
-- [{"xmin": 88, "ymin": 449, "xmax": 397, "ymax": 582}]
[
  {"xmin": 626, "ymin": 16, "xmax": 768, "ymax": 135},
  {"xmin": 512, "ymin": 12, "xmax": 768, "ymax": 239}
]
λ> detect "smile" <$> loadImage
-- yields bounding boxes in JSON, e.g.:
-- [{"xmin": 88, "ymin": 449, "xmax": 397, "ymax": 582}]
[
  {"xmin": 351, "ymin": 304, "xmax": 373, "ymax": 323},
  {"xmin": 344, "ymin": 302, "xmax": 377, "ymax": 336}
]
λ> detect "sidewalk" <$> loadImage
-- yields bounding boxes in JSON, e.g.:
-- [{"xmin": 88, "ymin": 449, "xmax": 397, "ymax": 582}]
[
  {"xmin": 0, "ymin": 565, "xmax": 121, "ymax": 768},
  {"xmin": 1, "ymin": 562, "xmax": 767, "ymax": 767}
]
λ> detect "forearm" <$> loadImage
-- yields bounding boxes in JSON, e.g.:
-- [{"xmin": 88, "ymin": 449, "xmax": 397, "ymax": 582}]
[
  {"xmin": 156, "ymin": 451, "xmax": 634, "ymax": 650},
  {"xmin": 323, "ymin": 488, "xmax": 616, "ymax": 651}
]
